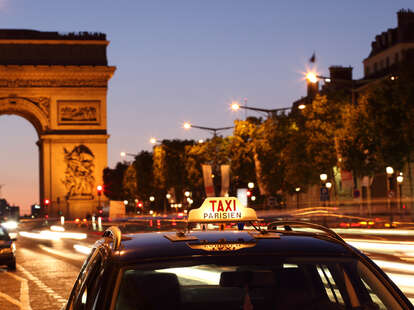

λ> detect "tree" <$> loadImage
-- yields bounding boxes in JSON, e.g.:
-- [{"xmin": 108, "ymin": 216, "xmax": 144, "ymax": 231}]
[
  {"xmin": 302, "ymin": 93, "xmax": 347, "ymax": 180},
  {"xmin": 153, "ymin": 139, "xmax": 195, "ymax": 204},
  {"xmin": 133, "ymin": 151, "xmax": 154, "ymax": 202},
  {"xmin": 229, "ymin": 118, "xmax": 260, "ymax": 189},
  {"xmin": 123, "ymin": 164, "xmax": 137, "ymax": 200},
  {"xmin": 103, "ymin": 162, "xmax": 129, "ymax": 200}
]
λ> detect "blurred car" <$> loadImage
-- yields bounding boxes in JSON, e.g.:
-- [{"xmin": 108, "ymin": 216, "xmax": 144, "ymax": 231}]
[
  {"xmin": 0, "ymin": 226, "xmax": 16, "ymax": 271},
  {"xmin": 63, "ymin": 197, "xmax": 413, "ymax": 310},
  {"xmin": 1, "ymin": 219, "xmax": 18, "ymax": 240}
]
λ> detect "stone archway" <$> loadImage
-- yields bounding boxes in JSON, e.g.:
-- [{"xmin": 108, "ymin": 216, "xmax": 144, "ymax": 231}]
[{"xmin": 0, "ymin": 30, "xmax": 116, "ymax": 218}]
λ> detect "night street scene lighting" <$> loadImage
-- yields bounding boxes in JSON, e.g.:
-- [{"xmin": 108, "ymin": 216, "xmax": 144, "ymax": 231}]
[
  {"xmin": 183, "ymin": 122, "xmax": 233, "ymax": 137},
  {"xmin": 231, "ymin": 100, "xmax": 296, "ymax": 116}
]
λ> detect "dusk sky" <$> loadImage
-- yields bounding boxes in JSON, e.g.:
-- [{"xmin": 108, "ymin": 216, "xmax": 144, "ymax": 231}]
[{"xmin": 0, "ymin": 1, "xmax": 412, "ymax": 214}]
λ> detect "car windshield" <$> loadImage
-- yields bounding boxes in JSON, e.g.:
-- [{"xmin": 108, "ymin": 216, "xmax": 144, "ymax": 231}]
[
  {"xmin": 114, "ymin": 257, "xmax": 404, "ymax": 310},
  {"xmin": 0, "ymin": 226, "xmax": 10, "ymax": 240}
]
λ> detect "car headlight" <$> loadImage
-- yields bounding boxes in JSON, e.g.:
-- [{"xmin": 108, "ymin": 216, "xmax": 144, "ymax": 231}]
[{"xmin": 1, "ymin": 220, "xmax": 18, "ymax": 230}]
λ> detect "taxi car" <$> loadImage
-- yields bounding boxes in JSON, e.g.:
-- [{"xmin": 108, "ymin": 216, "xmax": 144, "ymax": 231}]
[
  {"xmin": 64, "ymin": 197, "xmax": 413, "ymax": 310},
  {"xmin": 0, "ymin": 225, "xmax": 16, "ymax": 271}
]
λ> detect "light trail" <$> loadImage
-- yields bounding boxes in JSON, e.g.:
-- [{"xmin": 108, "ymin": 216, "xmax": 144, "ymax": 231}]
[
  {"xmin": 19, "ymin": 230, "xmax": 87, "ymax": 240},
  {"xmin": 73, "ymin": 244, "xmax": 92, "ymax": 255},
  {"xmin": 345, "ymin": 239, "xmax": 414, "ymax": 258},
  {"xmin": 334, "ymin": 228, "xmax": 414, "ymax": 237}
]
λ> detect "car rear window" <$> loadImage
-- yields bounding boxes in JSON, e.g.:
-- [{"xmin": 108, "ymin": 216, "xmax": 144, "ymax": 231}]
[{"xmin": 114, "ymin": 257, "xmax": 403, "ymax": 310}]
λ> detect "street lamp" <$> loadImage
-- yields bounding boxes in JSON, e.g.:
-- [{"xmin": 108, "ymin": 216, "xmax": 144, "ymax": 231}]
[
  {"xmin": 319, "ymin": 174, "xmax": 328, "ymax": 182},
  {"xmin": 231, "ymin": 100, "xmax": 294, "ymax": 116},
  {"xmin": 248, "ymin": 182, "xmax": 254, "ymax": 189},
  {"xmin": 149, "ymin": 137, "xmax": 161, "ymax": 145},
  {"xmin": 306, "ymin": 72, "xmax": 331, "ymax": 84},
  {"xmin": 386, "ymin": 166, "xmax": 395, "ymax": 224},
  {"xmin": 295, "ymin": 187, "xmax": 301, "ymax": 209},
  {"xmin": 397, "ymin": 174, "xmax": 404, "ymax": 212},
  {"xmin": 183, "ymin": 122, "xmax": 233, "ymax": 137},
  {"xmin": 120, "ymin": 151, "xmax": 137, "ymax": 158}
]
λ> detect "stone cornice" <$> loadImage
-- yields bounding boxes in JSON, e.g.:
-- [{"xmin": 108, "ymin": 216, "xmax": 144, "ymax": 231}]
[
  {"xmin": 0, "ymin": 65, "xmax": 116, "ymax": 87},
  {"xmin": 0, "ymin": 40, "xmax": 109, "ymax": 45}
]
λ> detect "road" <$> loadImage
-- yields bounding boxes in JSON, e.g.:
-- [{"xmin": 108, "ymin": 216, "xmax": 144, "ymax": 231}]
[{"xmin": 1, "ymin": 223, "xmax": 414, "ymax": 309}]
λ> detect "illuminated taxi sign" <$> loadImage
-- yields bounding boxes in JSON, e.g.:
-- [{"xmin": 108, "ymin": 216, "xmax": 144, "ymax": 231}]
[{"xmin": 188, "ymin": 197, "xmax": 258, "ymax": 223}]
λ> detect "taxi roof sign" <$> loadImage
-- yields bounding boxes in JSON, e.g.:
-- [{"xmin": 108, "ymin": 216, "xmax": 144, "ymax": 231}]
[{"xmin": 188, "ymin": 197, "xmax": 258, "ymax": 223}]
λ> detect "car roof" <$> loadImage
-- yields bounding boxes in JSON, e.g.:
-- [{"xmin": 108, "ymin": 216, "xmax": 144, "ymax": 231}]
[{"xmin": 103, "ymin": 230, "xmax": 353, "ymax": 264}]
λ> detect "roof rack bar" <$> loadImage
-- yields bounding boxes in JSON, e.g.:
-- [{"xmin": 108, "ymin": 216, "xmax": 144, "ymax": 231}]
[
  {"xmin": 267, "ymin": 221, "xmax": 345, "ymax": 243},
  {"xmin": 103, "ymin": 226, "xmax": 122, "ymax": 251}
]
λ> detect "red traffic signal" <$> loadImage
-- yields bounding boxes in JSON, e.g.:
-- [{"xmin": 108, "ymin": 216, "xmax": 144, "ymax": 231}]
[
  {"xmin": 137, "ymin": 202, "xmax": 143, "ymax": 208},
  {"xmin": 44, "ymin": 199, "xmax": 50, "ymax": 205},
  {"xmin": 246, "ymin": 190, "xmax": 252, "ymax": 197}
]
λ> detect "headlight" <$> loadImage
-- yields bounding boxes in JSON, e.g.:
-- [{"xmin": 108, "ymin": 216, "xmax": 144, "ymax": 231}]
[{"xmin": 2, "ymin": 220, "xmax": 18, "ymax": 230}]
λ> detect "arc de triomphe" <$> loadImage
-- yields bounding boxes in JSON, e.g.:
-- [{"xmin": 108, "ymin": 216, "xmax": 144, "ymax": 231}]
[{"xmin": 0, "ymin": 30, "xmax": 115, "ymax": 218}]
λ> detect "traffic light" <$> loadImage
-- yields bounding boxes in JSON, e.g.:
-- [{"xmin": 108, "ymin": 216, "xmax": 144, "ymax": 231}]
[
  {"xmin": 97, "ymin": 185, "xmax": 103, "ymax": 196},
  {"xmin": 44, "ymin": 199, "xmax": 50, "ymax": 218},
  {"xmin": 246, "ymin": 190, "xmax": 252, "ymax": 197},
  {"xmin": 137, "ymin": 202, "xmax": 143, "ymax": 208}
]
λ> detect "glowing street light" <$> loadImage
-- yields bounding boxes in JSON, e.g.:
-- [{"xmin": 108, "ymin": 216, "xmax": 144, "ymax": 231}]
[
  {"xmin": 248, "ymin": 182, "xmax": 254, "ymax": 189},
  {"xmin": 183, "ymin": 122, "xmax": 233, "ymax": 137},
  {"xmin": 149, "ymin": 196, "xmax": 155, "ymax": 202},
  {"xmin": 320, "ymin": 174, "xmax": 328, "ymax": 182},
  {"xmin": 326, "ymin": 182, "xmax": 332, "ymax": 189},
  {"xmin": 120, "ymin": 151, "xmax": 137, "ymax": 158},
  {"xmin": 386, "ymin": 166, "xmax": 394, "ymax": 175},
  {"xmin": 149, "ymin": 137, "xmax": 160, "ymax": 144},
  {"xmin": 231, "ymin": 100, "xmax": 293, "ymax": 116},
  {"xmin": 306, "ymin": 71, "xmax": 331, "ymax": 84}
]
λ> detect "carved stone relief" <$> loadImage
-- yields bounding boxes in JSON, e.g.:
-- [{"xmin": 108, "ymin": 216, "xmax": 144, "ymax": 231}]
[
  {"xmin": 62, "ymin": 145, "xmax": 95, "ymax": 199},
  {"xmin": 0, "ymin": 79, "xmax": 107, "ymax": 88},
  {"xmin": 58, "ymin": 100, "xmax": 100, "ymax": 124},
  {"xmin": 0, "ymin": 95, "xmax": 50, "ymax": 117}
]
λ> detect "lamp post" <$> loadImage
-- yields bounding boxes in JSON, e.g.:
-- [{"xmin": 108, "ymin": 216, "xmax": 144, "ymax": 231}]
[
  {"xmin": 397, "ymin": 174, "xmax": 404, "ymax": 214},
  {"xmin": 231, "ymin": 100, "xmax": 302, "ymax": 117},
  {"xmin": 183, "ymin": 122, "xmax": 233, "ymax": 137},
  {"xmin": 319, "ymin": 173, "xmax": 328, "ymax": 206},
  {"xmin": 295, "ymin": 187, "xmax": 301, "ymax": 209},
  {"xmin": 386, "ymin": 166, "xmax": 395, "ymax": 225},
  {"xmin": 149, "ymin": 137, "xmax": 162, "ymax": 145}
]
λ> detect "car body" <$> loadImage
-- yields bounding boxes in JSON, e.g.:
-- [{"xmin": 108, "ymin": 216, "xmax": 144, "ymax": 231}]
[
  {"xmin": 64, "ymin": 198, "xmax": 413, "ymax": 310},
  {"xmin": 0, "ymin": 226, "xmax": 16, "ymax": 271}
]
